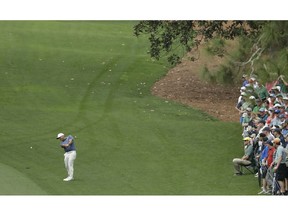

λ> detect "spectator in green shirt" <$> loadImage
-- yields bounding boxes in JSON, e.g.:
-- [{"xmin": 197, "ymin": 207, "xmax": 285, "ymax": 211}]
[
  {"xmin": 277, "ymin": 75, "xmax": 288, "ymax": 94},
  {"xmin": 255, "ymin": 80, "xmax": 269, "ymax": 101}
]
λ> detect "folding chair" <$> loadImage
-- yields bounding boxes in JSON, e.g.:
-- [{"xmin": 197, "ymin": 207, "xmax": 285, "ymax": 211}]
[
  {"xmin": 241, "ymin": 163, "xmax": 257, "ymax": 174},
  {"xmin": 240, "ymin": 153, "xmax": 258, "ymax": 175}
]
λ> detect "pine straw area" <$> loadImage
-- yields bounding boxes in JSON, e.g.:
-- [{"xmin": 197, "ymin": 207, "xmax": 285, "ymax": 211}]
[{"xmin": 151, "ymin": 48, "xmax": 241, "ymax": 122}]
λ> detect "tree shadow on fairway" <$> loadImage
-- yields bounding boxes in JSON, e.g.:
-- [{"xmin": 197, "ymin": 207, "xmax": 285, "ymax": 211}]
[{"xmin": 0, "ymin": 163, "xmax": 47, "ymax": 195}]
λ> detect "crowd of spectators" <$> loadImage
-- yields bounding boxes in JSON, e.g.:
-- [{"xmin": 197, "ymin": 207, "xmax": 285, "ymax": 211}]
[{"xmin": 233, "ymin": 74, "xmax": 288, "ymax": 195}]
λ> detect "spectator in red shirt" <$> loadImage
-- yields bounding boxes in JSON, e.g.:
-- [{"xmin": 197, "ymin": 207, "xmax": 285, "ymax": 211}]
[
  {"xmin": 267, "ymin": 141, "xmax": 276, "ymax": 167},
  {"xmin": 263, "ymin": 140, "xmax": 276, "ymax": 194}
]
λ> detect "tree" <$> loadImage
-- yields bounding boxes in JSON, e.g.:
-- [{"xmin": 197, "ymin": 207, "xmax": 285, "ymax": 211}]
[
  {"xmin": 134, "ymin": 21, "xmax": 263, "ymax": 65},
  {"xmin": 134, "ymin": 21, "xmax": 288, "ymax": 85}
]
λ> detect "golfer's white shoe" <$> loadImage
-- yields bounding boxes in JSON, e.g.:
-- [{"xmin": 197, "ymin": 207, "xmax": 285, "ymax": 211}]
[{"xmin": 63, "ymin": 177, "xmax": 73, "ymax": 181}]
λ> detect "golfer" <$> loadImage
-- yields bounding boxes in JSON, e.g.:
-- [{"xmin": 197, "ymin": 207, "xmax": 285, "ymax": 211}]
[{"xmin": 56, "ymin": 133, "xmax": 77, "ymax": 181}]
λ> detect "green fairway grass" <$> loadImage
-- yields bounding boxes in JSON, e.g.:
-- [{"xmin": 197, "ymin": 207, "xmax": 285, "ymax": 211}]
[{"xmin": 0, "ymin": 21, "xmax": 259, "ymax": 195}]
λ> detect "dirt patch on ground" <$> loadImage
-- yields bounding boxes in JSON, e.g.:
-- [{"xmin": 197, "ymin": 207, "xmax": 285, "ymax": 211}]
[{"xmin": 151, "ymin": 50, "xmax": 240, "ymax": 122}]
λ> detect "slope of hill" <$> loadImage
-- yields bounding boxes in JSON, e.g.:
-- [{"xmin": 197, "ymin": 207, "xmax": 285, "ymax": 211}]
[{"xmin": 152, "ymin": 44, "xmax": 240, "ymax": 122}]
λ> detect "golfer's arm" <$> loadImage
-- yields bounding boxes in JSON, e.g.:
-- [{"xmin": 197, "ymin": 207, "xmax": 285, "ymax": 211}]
[
  {"xmin": 67, "ymin": 139, "xmax": 73, "ymax": 146},
  {"xmin": 61, "ymin": 139, "xmax": 72, "ymax": 148}
]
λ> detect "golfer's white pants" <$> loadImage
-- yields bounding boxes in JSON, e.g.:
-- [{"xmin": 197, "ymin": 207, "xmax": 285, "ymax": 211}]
[{"xmin": 64, "ymin": 151, "xmax": 76, "ymax": 178}]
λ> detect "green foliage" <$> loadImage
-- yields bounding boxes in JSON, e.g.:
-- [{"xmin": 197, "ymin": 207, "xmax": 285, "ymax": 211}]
[
  {"xmin": 134, "ymin": 21, "xmax": 196, "ymax": 63},
  {"xmin": 135, "ymin": 20, "xmax": 288, "ymax": 85},
  {"xmin": 134, "ymin": 21, "xmax": 262, "ymax": 65},
  {"xmin": 201, "ymin": 63, "xmax": 234, "ymax": 85},
  {"xmin": 200, "ymin": 65, "xmax": 217, "ymax": 84},
  {"xmin": 216, "ymin": 64, "xmax": 234, "ymax": 84},
  {"xmin": 204, "ymin": 21, "xmax": 288, "ymax": 85},
  {"xmin": 167, "ymin": 53, "xmax": 181, "ymax": 66},
  {"xmin": 205, "ymin": 37, "xmax": 226, "ymax": 57},
  {"xmin": 260, "ymin": 21, "xmax": 288, "ymax": 50}
]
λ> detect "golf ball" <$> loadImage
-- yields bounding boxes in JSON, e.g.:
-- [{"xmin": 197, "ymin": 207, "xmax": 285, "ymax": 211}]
[{"xmin": 30, "ymin": 146, "xmax": 33, "ymax": 149}]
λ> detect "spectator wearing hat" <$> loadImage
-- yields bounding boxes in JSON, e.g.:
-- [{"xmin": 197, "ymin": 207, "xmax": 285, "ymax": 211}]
[
  {"xmin": 257, "ymin": 132, "xmax": 267, "ymax": 141},
  {"xmin": 271, "ymin": 85, "xmax": 282, "ymax": 96},
  {"xmin": 240, "ymin": 93, "xmax": 252, "ymax": 111},
  {"xmin": 267, "ymin": 140, "xmax": 276, "ymax": 169},
  {"xmin": 263, "ymin": 99, "xmax": 270, "ymax": 110},
  {"xmin": 270, "ymin": 138, "xmax": 287, "ymax": 195},
  {"xmin": 232, "ymin": 137, "xmax": 254, "ymax": 176},
  {"xmin": 257, "ymin": 138, "xmax": 271, "ymax": 194},
  {"xmin": 273, "ymin": 104, "xmax": 283, "ymax": 116},
  {"xmin": 277, "ymin": 75, "xmax": 288, "ymax": 94},
  {"xmin": 258, "ymin": 108, "xmax": 268, "ymax": 122},
  {"xmin": 276, "ymin": 94, "xmax": 284, "ymax": 105},
  {"xmin": 273, "ymin": 103, "xmax": 282, "ymax": 109},
  {"xmin": 235, "ymin": 92, "xmax": 249, "ymax": 124},
  {"xmin": 281, "ymin": 120, "xmax": 288, "ymax": 137},
  {"xmin": 238, "ymin": 88, "xmax": 246, "ymax": 104},
  {"xmin": 279, "ymin": 113, "xmax": 286, "ymax": 125},
  {"xmin": 255, "ymin": 80, "xmax": 269, "ymax": 101},
  {"xmin": 240, "ymin": 86, "xmax": 246, "ymax": 94},
  {"xmin": 278, "ymin": 104, "xmax": 286, "ymax": 116},
  {"xmin": 255, "ymin": 119, "xmax": 267, "ymax": 137},
  {"xmin": 255, "ymin": 135, "xmax": 268, "ymax": 167},
  {"xmin": 245, "ymin": 82, "xmax": 255, "ymax": 94},
  {"xmin": 283, "ymin": 97, "xmax": 288, "ymax": 110},
  {"xmin": 255, "ymin": 133, "xmax": 267, "ymax": 158},
  {"xmin": 252, "ymin": 98, "xmax": 263, "ymax": 114},
  {"xmin": 267, "ymin": 94, "xmax": 277, "ymax": 109},
  {"xmin": 266, "ymin": 108, "xmax": 275, "ymax": 126},
  {"xmin": 236, "ymin": 91, "xmax": 245, "ymax": 109},
  {"xmin": 270, "ymin": 109, "xmax": 282, "ymax": 127},
  {"xmin": 263, "ymin": 140, "xmax": 276, "ymax": 194},
  {"xmin": 249, "ymin": 77, "xmax": 259, "ymax": 90},
  {"xmin": 249, "ymin": 95, "xmax": 256, "ymax": 102},
  {"xmin": 271, "ymin": 125, "xmax": 280, "ymax": 132},
  {"xmin": 273, "ymin": 128, "xmax": 286, "ymax": 148},
  {"xmin": 241, "ymin": 108, "xmax": 253, "ymax": 137},
  {"xmin": 262, "ymin": 127, "xmax": 275, "ymax": 141},
  {"xmin": 252, "ymin": 115, "xmax": 260, "ymax": 125},
  {"xmin": 242, "ymin": 107, "xmax": 253, "ymax": 127},
  {"xmin": 242, "ymin": 74, "xmax": 249, "ymax": 87}
]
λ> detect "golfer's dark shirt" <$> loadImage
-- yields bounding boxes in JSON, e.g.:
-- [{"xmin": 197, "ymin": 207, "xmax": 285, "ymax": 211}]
[{"xmin": 60, "ymin": 135, "xmax": 76, "ymax": 152}]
